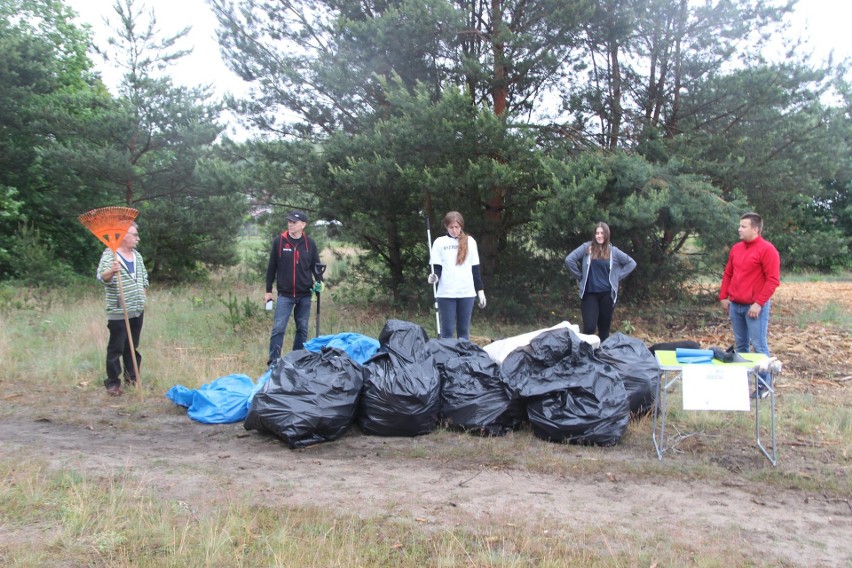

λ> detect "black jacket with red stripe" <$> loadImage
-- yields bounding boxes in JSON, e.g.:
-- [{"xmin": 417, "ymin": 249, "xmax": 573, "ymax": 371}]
[{"xmin": 265, "ymin": 231, "xmax": 322, "ymax": 298}]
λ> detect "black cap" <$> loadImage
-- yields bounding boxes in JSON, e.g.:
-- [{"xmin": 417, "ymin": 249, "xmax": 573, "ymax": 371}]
[{"xmin": 287, "ymin": 210, "xmax": 308, "ymax": 223}]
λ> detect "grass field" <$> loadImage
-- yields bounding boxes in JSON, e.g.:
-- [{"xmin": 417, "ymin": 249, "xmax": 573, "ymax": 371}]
[{"xmin": 0, "ymin": 266, "xmax": 850, "ymax": 567}]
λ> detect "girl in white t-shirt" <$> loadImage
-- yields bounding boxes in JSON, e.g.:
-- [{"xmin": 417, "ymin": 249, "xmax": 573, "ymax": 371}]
[{"xmin": 428, "ymin": 211, "xmax": 486, "ymax": 339}]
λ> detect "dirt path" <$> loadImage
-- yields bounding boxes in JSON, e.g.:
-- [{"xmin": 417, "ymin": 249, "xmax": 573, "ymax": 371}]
[{"xmin": 2, "ymin": 402, "xmax": 849, "ymax": 567}]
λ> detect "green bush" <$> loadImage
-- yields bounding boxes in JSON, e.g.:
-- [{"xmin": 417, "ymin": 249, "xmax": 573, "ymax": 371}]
[{"xmin": 6, "ymin": 224, "xmax": 87, "ymax": 288}]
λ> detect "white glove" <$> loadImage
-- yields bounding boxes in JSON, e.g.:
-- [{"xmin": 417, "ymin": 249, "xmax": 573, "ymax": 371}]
[
  {"xmin": 427, "ymin": 273, "xmax": 439, "ymax": 285},
  {"xmin": 477, "ymin": 290, "xmax": 486, "ymax": 309}
]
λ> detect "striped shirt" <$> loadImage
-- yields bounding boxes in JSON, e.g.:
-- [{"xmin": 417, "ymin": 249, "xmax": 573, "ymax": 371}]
[{"xmin": 97, "ymin": 249, "xmax": 149, "ymax": 319}]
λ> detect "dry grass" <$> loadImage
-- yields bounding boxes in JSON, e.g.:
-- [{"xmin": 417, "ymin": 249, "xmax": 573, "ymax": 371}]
[{"xmin": 0, "ymin": 452, "xmax": 781, "ymax": 568}]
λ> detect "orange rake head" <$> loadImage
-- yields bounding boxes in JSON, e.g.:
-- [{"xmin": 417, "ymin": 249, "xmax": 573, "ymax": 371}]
[{"xmin": 78, "ymin": 207, "xmax": 139, "ymax": 252}]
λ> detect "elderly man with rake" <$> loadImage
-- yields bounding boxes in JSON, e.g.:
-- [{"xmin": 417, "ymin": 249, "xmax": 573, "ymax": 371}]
[{"xmin": 96, "ymin": 221, "xmax": 149, "ymax": 396}]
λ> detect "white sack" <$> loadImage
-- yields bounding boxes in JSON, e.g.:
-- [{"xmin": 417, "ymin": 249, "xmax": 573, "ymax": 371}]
[{"xmin": 482, "ymin": 321, "xmax": 600, "ymax": 364}]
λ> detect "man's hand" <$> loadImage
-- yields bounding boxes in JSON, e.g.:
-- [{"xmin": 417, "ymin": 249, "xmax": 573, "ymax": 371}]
[
  {"xmin": 312, "ymin": 281, "xmax": 324, "ymax": 293},
  {"xmin": 477, "ymin": 290, "xmax": 486, "ymax": 309},
  {"xmin": 102, "ymin": 259, "xmax": 120, "ymax": 282},
  {"xmin": 748, "ymin": 302, "xmax": 762, "ymax": 318},
  {"xmin": 264, "ymin": 292, "xmax": 273, "ymax": 302},
  {"xmin": 719, "ymin": 298, "xmax": 730, "ymax": 313},
  {"xmin": 427, "ymin": 273, "xmax": 438, "ymax": 285}
]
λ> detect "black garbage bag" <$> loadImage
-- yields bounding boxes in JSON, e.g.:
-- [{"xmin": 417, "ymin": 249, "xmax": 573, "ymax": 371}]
[
  {"xmin": 428, "ymin": 337, "xmax": 468, "ymax": 370},
  {"xmin": 502, "ymin": 328, "xmax": 630, "ymax": 446},
  {"xmin": 501, "ymin": 327, "xmax": 593, "ymax": 400},
  {"xmin": 358, "ymin": 320, "xmax": 440, "ymax": 436},
  {"xmin": 527, "ymin": 360, "xmax": 630, "ymax": 446},
  {"xmin": 599, "ymin": 332, "xmax": 661, "ymax": 416},
  {"xmin": 428, "ymin": 339, "xmax": 513, "ymax": 436},
  {"xmin": 244, "ymin": 347, "xmax": 364, "ymax": 448}
]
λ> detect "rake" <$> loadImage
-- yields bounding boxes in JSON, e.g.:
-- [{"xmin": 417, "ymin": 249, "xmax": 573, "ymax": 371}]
[
  {"xmin": 425, "ymin": 216, "xmax": 441, "ymax": 338},
  {"xmin": 78, "ymin": 207, "xmax": 143, "ymax": 397}
]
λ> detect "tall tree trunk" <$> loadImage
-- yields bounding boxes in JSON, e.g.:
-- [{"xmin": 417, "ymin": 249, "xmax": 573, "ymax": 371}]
[
  {"xmin": 608, "ymin": 36, "xmax": 622, "ymax": 149},
  {"xmin": 491, "ymin": 0, "xmax": 507, "ymax": 117},
  {"xmin": 125, "ymin": 133, "xmax": 136, "ymax": 204},
  {"xmin": 460, "ymin": 0, "xmax": 481, "ymax": 101},
  {"xmin": 665, "ymin": 0, "xmax": 687, "ymax": 138},
  {"xmin": 645, "ymin": 25, "xmax": 660, "ymax": 123},
  {"xmin": 480, "ymin": 0, "xmax": 508, "ymax": 284},
  {"xmin": 651, "ymin": 12, "xmax": 674, "ymax": 126},
  {"xmin": 387, "ymin": 220, "xmax": 403, "ymax": 303}
]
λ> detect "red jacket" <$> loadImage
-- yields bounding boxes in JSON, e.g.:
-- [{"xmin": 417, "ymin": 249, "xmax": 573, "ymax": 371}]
[{"xmin": 719, "ymin": 235, "xmax": 780, "ymax": 306}]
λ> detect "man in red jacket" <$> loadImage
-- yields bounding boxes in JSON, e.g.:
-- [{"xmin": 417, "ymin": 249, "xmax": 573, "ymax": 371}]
[{"xmin": 719, "ymin": 212, "xmax": 781, "ymax": 399}]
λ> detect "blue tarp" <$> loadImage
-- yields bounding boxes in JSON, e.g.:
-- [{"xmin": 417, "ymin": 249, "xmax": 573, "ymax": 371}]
[
  {"xmin": 675, "ymin": 347, "xmax": 714, "ymax": 364},
  {"xmin": 303, "ymin": 333, "xmax": 380, "ymax": 364},
  {"xmin": 166, "ymin": 334, "xmax": 378, "ymax": 426},
  {"xmin": 167, "ymin": 374, "xmax": 258, "ymax": 424}
]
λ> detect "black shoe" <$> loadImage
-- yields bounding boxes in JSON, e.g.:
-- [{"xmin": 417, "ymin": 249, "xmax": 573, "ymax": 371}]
[
  {"xmin": 106, "ymin": 384, "xmax": 122, "ymax": 396},
  {"xmin": 750, "ymin": 386, "xmax": 771, "ymax": 400}
]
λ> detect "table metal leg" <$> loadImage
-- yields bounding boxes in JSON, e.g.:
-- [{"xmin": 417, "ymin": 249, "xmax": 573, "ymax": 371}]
[
  {"xmin": 754, "ymin": 370, "xmax": 777, "ymax": 467},
  {"xmin": 653, "ymin": 370, "xmax": 679, "ymax": 461},
  {"xmin": 652, "ymin": 371, "xmax": 663, "ymax": 459}
]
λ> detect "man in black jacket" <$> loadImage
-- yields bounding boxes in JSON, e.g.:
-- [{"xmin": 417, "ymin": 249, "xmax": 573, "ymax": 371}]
[{"xmin": 264, "ymin": 210, "xmax": 324, "ymax": 365}]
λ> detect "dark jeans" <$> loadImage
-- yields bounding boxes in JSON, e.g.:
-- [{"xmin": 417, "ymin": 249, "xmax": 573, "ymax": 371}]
[
  {"xmin": 580, "ymin": 291, "xmax": 614, "ymax": 341},
  {"xmin": 105, "ymin": 313, "xmax": 143, "ymax": 388},
  {"xmin": 437, "ymin": 296, "xmax": 476, "ymax": 339},
  {"xmin": 268, "ymin": 294, "xmax": 312, "ymax": 364}
]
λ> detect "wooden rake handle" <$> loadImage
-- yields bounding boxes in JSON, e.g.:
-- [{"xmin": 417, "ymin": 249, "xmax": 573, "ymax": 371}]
[{"xmin": 116, "ymin": 263, "xmax": 143, "ymax": 400}]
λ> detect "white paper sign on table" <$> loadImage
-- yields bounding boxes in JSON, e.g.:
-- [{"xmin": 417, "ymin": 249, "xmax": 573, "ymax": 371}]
[{"xmin": 682, "ymin": 365, "xmax": 750, "ymax": 411}]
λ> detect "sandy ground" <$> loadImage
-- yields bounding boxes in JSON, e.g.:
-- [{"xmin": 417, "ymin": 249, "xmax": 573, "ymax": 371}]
[{"xmin": 1, "ymin": 406, "xmax": 850, "ymax": 566}]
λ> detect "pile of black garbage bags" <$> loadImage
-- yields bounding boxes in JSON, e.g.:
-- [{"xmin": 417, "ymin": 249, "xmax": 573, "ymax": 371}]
[{"xmin": 245, "ymin": 320, "xmax": 660, "ymax": 449}]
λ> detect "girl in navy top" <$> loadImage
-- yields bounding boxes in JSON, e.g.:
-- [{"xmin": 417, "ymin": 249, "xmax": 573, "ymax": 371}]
[{"xmin": 564, "ymin": 222, "xmax": 637, "ymax": 341}]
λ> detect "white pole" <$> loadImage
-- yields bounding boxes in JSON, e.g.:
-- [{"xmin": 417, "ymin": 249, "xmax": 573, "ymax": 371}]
[{"xmin": 426, "ymin": 217, "xmax": 441, "ymax": 338}]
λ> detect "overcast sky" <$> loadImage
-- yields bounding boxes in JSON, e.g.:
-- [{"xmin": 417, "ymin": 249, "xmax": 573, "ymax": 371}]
[
  {"xmin": 64, "ymin": 0, "xmax": 231, "ymax": 93},
  {"xmin": 64, "ymin": 0, "xmax": 851, "ymax": 135}
]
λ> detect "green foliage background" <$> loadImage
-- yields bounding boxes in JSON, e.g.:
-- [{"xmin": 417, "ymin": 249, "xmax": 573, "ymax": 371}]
[{"xmin": 0, "ymin": 0, "xmax": 849, "ymax": 308}]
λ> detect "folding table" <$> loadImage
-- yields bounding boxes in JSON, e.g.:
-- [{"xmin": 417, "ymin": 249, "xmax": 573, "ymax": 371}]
[{"xmin": 652, "ymin": 350, "xmax": 777, "ymax": 466}]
